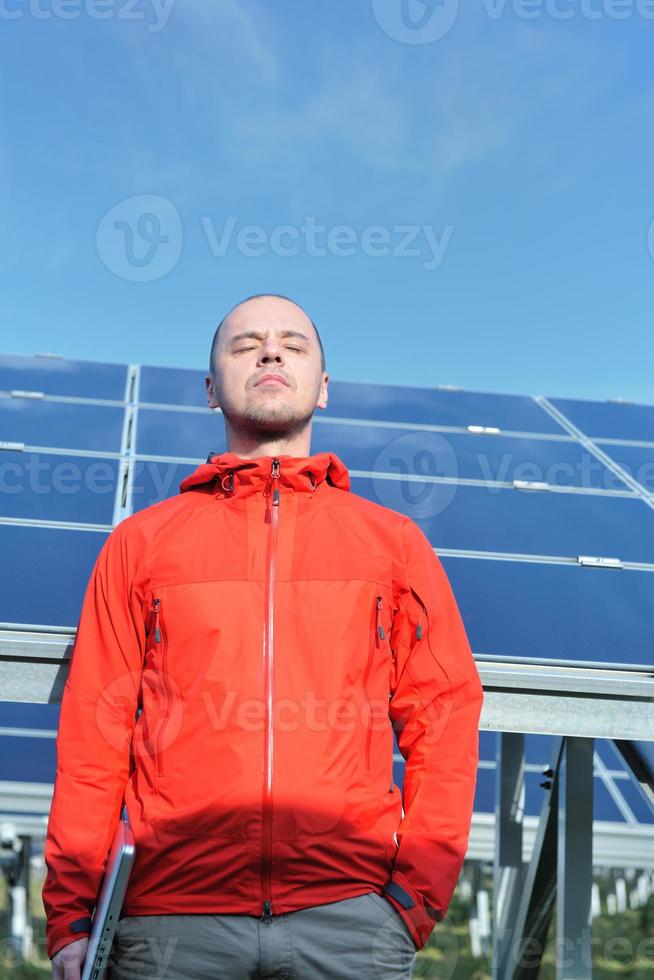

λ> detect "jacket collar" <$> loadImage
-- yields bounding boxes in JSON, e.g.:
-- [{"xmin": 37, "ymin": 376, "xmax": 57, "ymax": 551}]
[{"xmin": 179, "ymin": 450, "xmax": 351, "ymax": 498}]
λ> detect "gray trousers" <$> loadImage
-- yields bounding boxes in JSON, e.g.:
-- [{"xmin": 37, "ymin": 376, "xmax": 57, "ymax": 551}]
[{"xmin": 107, "ymin": 891, "xmax": 417, "ymax": 979}]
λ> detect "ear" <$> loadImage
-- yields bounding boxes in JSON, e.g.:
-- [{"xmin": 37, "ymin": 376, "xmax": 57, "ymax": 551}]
[
  {"xmin": 316, "ymin": 372, "xmax": 329, "ymax": 411},
  {"xmin": 206, "ymin": 373, "xmax": 220, "ymax": 410}
]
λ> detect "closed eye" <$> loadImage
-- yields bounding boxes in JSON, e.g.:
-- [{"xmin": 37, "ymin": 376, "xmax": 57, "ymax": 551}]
[{"xmin": 234, "ymin": 346, "xmax": 304, "ymax": 353}]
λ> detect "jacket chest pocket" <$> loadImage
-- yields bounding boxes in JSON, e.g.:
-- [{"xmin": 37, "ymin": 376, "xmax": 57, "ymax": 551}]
[{"xmin": 362, "ymin": 593, "xmax": 395, "ymax": 788}]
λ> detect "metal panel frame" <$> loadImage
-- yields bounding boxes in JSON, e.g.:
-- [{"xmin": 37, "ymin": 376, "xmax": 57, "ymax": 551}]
[{"xmin": 2, "ymin": 634, "xmax": 652, "ymax": 740}]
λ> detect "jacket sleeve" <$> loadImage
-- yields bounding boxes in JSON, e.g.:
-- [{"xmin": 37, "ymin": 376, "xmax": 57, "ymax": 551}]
[
  {"xmin": 384, "ymin": 517, "xmax": 484, "ymax": 950},
  {"xmin": 42, "ymin": 519, "xmax": 145, "ymax": 960}
]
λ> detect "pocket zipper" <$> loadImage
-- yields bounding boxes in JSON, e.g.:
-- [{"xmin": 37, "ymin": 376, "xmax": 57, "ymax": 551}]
[
  {"xmin": 386, "ymin": 589, "xmax": 428, "ymax": 786},
  {"xmin": 411, "ymin": 587, "xmax": 428, "ymax": 647},
  {"xmin": 363, "ymin": 595, "xmax": 388, "ymax": 772},
  {"xmin": 152, "ymin": 596, "xmax": 172, "ymax": 779}
]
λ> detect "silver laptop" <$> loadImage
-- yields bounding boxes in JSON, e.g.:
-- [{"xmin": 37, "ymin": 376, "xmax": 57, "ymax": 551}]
[{"xmin": 81, "ymin": 803, "xmax": 136, "ymax": 980}]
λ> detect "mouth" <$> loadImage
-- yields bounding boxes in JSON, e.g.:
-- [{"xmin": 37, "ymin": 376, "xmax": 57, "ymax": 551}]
[{"xmin": 255, "ymin": 375, "xmax": 289, "ymax": 387}]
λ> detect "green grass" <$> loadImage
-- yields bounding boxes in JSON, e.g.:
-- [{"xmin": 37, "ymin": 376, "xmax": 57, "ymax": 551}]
[{"xmin": 0, "ymin": 873, "xmax": 51, "ymax": 979}]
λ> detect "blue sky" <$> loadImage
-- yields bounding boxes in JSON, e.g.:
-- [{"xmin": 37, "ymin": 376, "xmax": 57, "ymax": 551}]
[{"xmin": 1, "ymin": 0, "xmax": 653, "ymax": 404}]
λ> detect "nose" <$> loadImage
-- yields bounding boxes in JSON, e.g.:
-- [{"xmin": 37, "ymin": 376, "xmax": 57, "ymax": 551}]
[{"xmin": 258, "ymin": 338, "xmax": 285, "ymax": 366}]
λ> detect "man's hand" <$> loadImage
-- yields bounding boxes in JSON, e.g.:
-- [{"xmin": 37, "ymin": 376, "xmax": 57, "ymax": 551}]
[{"xmin": 51, "ymin": 936, "xmax": 88, "ymax": 979}]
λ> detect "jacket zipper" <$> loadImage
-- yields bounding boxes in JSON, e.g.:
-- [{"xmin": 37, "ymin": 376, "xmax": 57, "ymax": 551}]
[
  {"xmin": 152, "ymin": 596, "xmax": 171, "ymax": 780},
  {"xmin": 363, "ymin": 595, "xmax": 385, "ymax": 772},
  {"xmin": 260, "ymin": 458, "xmax": 280, "ymax": 924}
]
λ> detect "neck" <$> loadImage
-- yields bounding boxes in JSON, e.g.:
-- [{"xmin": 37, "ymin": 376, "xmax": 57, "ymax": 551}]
[{"xmin": 223, "ymin": 420, "xmax": 314, "ymax": 460}]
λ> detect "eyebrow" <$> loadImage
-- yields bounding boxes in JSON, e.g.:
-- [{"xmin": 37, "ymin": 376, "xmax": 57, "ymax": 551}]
[{"xmin": 229, "ymin": 330, "xmax": 311, "ymax": 345}]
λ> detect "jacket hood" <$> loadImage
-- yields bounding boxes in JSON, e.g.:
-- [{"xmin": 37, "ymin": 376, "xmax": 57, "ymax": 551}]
[{"xmin": 179, "ymin": 450, "xmax": 351, "ymax": 498}]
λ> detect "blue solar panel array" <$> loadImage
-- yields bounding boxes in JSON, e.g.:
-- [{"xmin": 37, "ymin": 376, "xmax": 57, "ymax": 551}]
[
  {"xmin": 2, "ymin": 352, "xmax": 653, "ymax": 672},
  {"xmin": 1, "ymin": 352, "xmax": 652, "ymax": 827}
]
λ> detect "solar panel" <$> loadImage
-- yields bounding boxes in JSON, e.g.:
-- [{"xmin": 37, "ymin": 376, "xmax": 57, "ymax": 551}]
[
  {"xmin": 0, "ymin": 734, "xmax": 56, "ymax": 784},
  {"xmin": 352, "ymin": 477, "xmax": 654, "ymax": 565},
  {"xmin": 0, "ymin": 451, "xmax": 118, "ymax": 524},
  {"xmin": 325, "ymin": 382, "xmax": 567, "ymax": 434},
  {"xmin": 311, "ymin": 423, "xmax": 628, "ymax": 491},
  {"xmin": 549, "ymin": 396, "xmax": 654, "ymax": 442},
  {"xmin": 443, "ymin": 557, "xmax": 654, "ymax": 670},
  {"xmin": 610, "ymin": 772, "xmax": 654, "ymax": 824},
  {"xmin": 139, "ymin": 365, "xmax": 209, "ymax": 407},
  {"xmin": 131, "ymin": 458, "xmax": 199, "ymax": 512},
  {"xmin": 595, "ymin": 443, "xmax": 654, "ymax": 496},
  {"xmin": 0, "ymin": 396, "xmax": 125, "ymax": 452},
  {"xmin": 136, "ymin": 407, "xmax": 226, "ymax": 457},
  {"xmin": 0, "ymin": 525, "xmax": 107, "ymax": 627},
  {"xmin": 472, "ymin": 734, "xmax": 653, "ymax": 826},
  {"xmin": 0, "ymin": 354, "xmax": 127, "ymax": 401}
]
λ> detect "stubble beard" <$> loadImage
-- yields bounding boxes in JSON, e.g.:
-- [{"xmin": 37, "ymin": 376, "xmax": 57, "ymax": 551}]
[{"xmin": 222, "ymin": 392, "xmax": 315, "ymax": 442}]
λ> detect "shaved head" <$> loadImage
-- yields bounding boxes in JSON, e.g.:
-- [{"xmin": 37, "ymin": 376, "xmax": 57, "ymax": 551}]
[
  {"xmin": 209, "ymin": 293, "xmax": 326, "ymax": 376},
  {"xmin": 205, "ymin": 291, "xmax": 329, "ymax": 452}
]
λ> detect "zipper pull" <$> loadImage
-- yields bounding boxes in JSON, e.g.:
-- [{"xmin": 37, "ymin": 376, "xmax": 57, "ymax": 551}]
[
  {"xmin": 153, "ymin": 598, "xmax": 161, "ymax": 643},
  {"xmin": 270, "ymin": 458, "xmax": 280, "ymax": 506},
  {"xmin": 260, "ymin": 900, "xmax": 273, "ymax": 923},
  {"xmin": 416, "ymin": 621, "xmax": 423, "ymax": 641},
  {"xmin": 376, "ymin": 596, "xmax": 385, "ymax": 640}
]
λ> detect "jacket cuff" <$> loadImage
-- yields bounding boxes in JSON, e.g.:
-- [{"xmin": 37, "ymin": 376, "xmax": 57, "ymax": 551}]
[
  {"xmin": 382, "ymin": 877, "xmax": 444, "ymax": 951},
  {"xmin": 47, "ymin": 916, "xmax": 92, "ymax": 960}
]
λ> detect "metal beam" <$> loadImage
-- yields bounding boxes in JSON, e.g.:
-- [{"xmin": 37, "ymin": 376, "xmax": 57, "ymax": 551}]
[
  {"xmin": 493, "ymin": 732, "xmax": 526, "ymax": 979},
  {"xmin": 557, "ymin": 737, "xmax": 594, "ymax": 980},
  {"xmin": 2, "ymin": 631, "xmax": 653, "ymax": 740},
  {"xmin": 498, "ymin": 736, "xmax": 563, "ymax": 980},
  {"xmin": 479, "ymin": 663, "xmax": 653, "ymax": 740},
  {"xmin": 467, "ymin": 813, "xmax": 654, "ymax": 870}
]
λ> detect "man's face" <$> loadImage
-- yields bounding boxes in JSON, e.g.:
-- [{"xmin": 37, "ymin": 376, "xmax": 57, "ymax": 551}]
[{"xmin": 206, "ymin": 297, "xmax": 328, "ymax": 439}]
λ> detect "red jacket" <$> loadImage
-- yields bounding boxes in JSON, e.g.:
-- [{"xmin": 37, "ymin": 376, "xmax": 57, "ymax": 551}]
[{"xmin": 42, "ymin": 451, "xmax": 484, "ymax": 958}]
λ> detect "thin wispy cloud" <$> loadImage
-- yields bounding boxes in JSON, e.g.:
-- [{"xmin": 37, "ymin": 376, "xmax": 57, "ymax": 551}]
[
  {"xmin": 429, "ymin": 27, "xmax": 611, "ymax": 174},
  {"xmin": 233, "ymin": 68, "xmax": 411, "ymax": 169},
  {"xmin": 107, "ymin": 3, "xmax": 612, "ymax": 184},
  {"xmin": 117, "ymin": 0, "xmax": 279, "ymax": 98},
  {"xmin": 179, "ymin": 0, "xmax": 279, "ymax": 83}
]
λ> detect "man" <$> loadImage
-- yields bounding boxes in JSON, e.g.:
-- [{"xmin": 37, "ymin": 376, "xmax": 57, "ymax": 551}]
[{"xmin": 43, "ymin": 294, "xmax": 484, "ymax": 979}]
